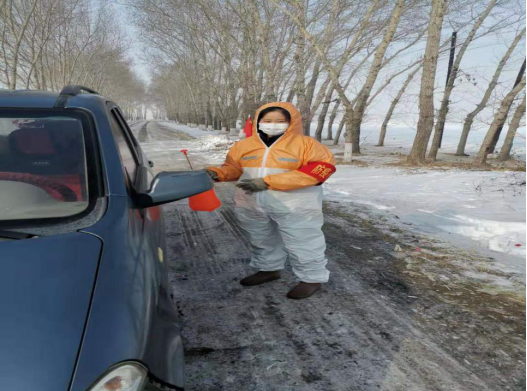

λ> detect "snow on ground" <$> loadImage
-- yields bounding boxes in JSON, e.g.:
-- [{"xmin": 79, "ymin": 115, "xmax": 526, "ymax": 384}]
[
  {"xmin": 319, "ymin": 121, "xmax": 525, "ymax": 280},
  {"xmin": 158, "ymin": 121, "xmax": 221, "ymax": 138},
  {"xmin": 130, "ymin": 121, "xmax": 232, "ymax": 169},
  {"xmin": 325, "ymin": 167, "xmax": 526, "ymax": 279},
  {"xmin": 194, "ymin": 135, "xmax": 234, "ymax": 152}
]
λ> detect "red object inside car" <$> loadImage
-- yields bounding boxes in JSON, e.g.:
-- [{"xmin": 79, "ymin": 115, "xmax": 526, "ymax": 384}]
[
  {"xmin": 10, "ymin": 128, "xmax": 55, "ymax": 155},
  {"xmin": 4, "ymin": 123, "xmax": 85, "ymax": 201}
]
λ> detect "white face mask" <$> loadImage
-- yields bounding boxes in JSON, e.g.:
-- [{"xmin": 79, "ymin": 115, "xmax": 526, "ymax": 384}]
[{"xmin": 259, "ymin": 122, "xmax": 289, "ymax": 136}]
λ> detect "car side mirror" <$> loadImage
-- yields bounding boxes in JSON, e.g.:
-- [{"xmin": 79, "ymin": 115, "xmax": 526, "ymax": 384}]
[{"xmin": 134, "ymin": 170, "xmax": 213, "ymax": 208}]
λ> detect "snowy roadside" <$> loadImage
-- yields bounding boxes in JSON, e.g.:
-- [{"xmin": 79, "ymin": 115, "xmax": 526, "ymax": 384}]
[
  {"xmin": 156, "ymin": 121, "xmax": 222, "ymax": 138},
  {"xmin": 324, "ymin": 167, "xmax": 525, "ymax": 282},
  {"xmin": 144, "ymin": 120, "xmax": 526, "ymax": 294},
  {"xmin": 322, "ymin": 129, "xmax": 525, "ymax": 291},
  {"xmin": 130, "ymin": 121, "xmax": 233, "ymax": 170}
]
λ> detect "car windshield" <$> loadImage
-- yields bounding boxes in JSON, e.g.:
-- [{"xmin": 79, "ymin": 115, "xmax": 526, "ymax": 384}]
[{"xmin": 0, "ymin": 114, "xmax": 89, "ymax": 221}]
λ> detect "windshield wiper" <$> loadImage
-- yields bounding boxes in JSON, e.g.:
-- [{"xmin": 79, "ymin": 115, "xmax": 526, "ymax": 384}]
[{"xmin": 0, "ymin": 229, "xmax": 36, "ymax": 240}]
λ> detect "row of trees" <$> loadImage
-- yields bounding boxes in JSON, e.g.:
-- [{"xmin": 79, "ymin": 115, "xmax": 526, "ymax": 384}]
[
  {"xmin": 0, "ymin": 0, "xmax": 147, "ymax": 120},
  {"xmin": 131, "ymin": 0, "xmax": 525, "ymax": 165}
]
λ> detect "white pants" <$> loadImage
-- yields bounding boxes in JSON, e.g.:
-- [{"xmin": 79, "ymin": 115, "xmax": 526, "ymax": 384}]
[{"xmin": 234, "ymin": 187, "xmax": 330, "ymax": 283}]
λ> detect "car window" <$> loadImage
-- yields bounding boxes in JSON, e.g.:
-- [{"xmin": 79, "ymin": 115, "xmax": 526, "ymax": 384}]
[
  {"xmin": 108, "ymin": 110, "xmax": 139, "ymax": 184},
  {"xmin": 114, "ymin": 108, "xmax": 141, "ymax": 154},
  {"xmin": 0, "ymin": 114, "xmax": 89, "ymax": 221}
]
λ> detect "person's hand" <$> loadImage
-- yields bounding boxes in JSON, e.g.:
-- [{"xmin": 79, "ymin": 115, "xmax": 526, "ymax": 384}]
[
  {"xmin": 205, "ymin": 169, "xmax": 219, "ymax": 181},
  {"xmin": 236, "ymin": 178, "xmax": 268, "ymax": 194}
]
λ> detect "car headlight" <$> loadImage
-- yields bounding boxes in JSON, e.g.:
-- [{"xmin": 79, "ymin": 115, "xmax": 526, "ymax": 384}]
[{"xmin": 87, "ymin": 362, "xmax": 148, "ymax": 391}]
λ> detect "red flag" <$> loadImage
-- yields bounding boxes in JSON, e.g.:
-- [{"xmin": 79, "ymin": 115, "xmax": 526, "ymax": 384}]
[{"xmin": 243, "ymin": 116, "xmax": 253, "ymax": 138}]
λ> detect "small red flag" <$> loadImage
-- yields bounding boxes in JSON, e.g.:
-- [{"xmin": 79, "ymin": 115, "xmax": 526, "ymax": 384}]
[{"xmin": 243, "ymin": 116, "xmax": 253, "ymax": 138}]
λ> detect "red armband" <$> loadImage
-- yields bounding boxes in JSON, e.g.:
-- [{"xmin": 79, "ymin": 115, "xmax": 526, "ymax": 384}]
[{"xmin": 297, "ymin": 161, "xmax": 336, "ymax": 183}]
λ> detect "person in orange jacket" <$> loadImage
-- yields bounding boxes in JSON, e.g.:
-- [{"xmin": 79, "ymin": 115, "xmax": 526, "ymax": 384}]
[{"xmin": 206, "ymin": 102, "xmax": 336, "ymax": 299}]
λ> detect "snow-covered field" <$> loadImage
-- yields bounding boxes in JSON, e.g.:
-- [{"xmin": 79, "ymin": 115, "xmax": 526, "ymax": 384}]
[
  {"xmin": 156, "ymin": 120, "xmax": 526, "ymax": 285},
  {"xmin": 325, "ymin": 167, "xmax": 525, "ymax": 277}
]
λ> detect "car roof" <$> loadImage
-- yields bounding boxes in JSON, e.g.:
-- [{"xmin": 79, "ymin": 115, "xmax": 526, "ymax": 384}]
[{"xmin": 0, "ymin": 89, "xmax": 107, "ymax": 109}]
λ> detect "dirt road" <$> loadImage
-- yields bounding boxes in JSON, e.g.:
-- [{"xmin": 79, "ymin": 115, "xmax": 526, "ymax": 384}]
[{"xmin": 133, "ymin": 121, "xmax": 525, "ymax": 391}]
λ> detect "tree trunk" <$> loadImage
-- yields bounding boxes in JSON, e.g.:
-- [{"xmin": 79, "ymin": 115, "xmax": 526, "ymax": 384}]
[
  {"xmin": 314, "ymin": 86, "xmax": 335, "ymax": 141},
  {"xmin": 456, "ymin": 28, "xmax": 525, "ymax": 155},
  {"xmin": 407, "ymin": 0, "xmax": 447, "ymax": 165},
  {"xmin": 498, "ymin": 93, "xmax": 526, "ymax": 161},
  {"xmin": 378, "ymin": 64, "xmax": 421, "ymax": 146},
  {"xmin": 475, "ymin": 77, "xmax": 525, "ymax": 165},
  {"xmin": 339, "ymin": 112, "xmax": 352, "ymax": 160},
  {"xmin": 293, "ymin": 4, "xmax": 307, "ymax": 133},
  {"xmin": 428, "ymin": 0, "xmax": 496, "ymax": 160},
  {"xmin": 206, "ymin": 100, "xmax": 212, "ymax": 127},
  {"xmin": 333, "ymin": 119, "xmax": 346, "ymax": 146},
  {"xmin": 7, "ymin": 0, "xmax": 39, "ymax": 89},
  {"xmin": 488, "ymin": 59, "xmax": 526, "ymax": 153},
  {"xmin": 348, "ymin": 0, "xmax": 405, "ymax": 156},
  {"xmin": 326, "ymin": 99, "xmax": 340, "ymax": 140},
  {"xmin": 303, "ymin": 60, "xmax": 322, "ymax": 135}
]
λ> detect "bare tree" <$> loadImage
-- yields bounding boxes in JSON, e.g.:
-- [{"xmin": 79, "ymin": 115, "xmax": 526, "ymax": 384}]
[
  {"xmin": 2, "ymin": 0, "xmax": 38, "ymax": 89},
  {"xmin": 344, "ymin": 0, "xmax": 406, "ymax": 159},
  {"xmin": 0, "ymin": 0, "xmax": 147, "ymax": 117},
  {"xmin": 326, "ymin": 98, "xmax": 340, "ymax": 141},
  {"xmin": 428, "ymin": 0, "xmax": 497, "ymax": 160},
  {"xmin": 407, "ymin": 0, "xmax": 448, "ymax": 165},
  {"xmin": 487, "ymin": 58, "xmax": 526, "ymax": 153},
  {"xmin": 129, "ymin": 0, "xmax": 300, "ymax": 129},
  {"xmin": 474, "ymin": 76, "xmax": 525, "ymax": 165},
  {"xmin": 456, "ymin": 27, "xmax": 525, "ymax": 155},
  {"xmin": 269, "ymin": 0, "xmax": 423, "ymax": 160},
  {"xmin": 498, "ymin": 92, "xmax": 526, "ymax": 161},
  {"xmin": 314, "ymin": 84, "xmax": 336, "ymax": 141},
  {"xmin": 378, "ymin": 62, "xmax": 422, "ymax": 146}
]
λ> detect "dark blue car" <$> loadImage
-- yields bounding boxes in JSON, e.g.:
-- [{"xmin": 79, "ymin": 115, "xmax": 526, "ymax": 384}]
[{"xmin": 0, "ymin": 86, "xmax": 213, "ymax": 391}]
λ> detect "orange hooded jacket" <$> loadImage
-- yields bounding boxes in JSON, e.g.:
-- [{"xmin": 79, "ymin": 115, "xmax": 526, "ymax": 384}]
[{"xmin": 207, "ymin": 102, "xmax": 336, "ymax": 191}]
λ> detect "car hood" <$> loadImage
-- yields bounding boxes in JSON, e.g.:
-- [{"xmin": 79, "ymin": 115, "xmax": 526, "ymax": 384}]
[{"xmin": 0, "ymin": 232, "xmax": 102, "ymax": 391}]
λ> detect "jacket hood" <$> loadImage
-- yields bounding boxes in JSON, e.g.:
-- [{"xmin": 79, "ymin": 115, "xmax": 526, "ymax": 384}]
[{"xmin": 252, "ymin": 102, "xmax": 303, "ymax": 136}]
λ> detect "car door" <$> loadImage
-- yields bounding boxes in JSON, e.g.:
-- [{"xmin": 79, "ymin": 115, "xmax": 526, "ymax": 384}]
[
  {"xmin": 107, "ymin": 104, "xmax": 146, "ymax": 241},
  {"xmin": 107, "ymin": 109, "xmax": 184, "ymax": 389},
  {"xmin": 107, "ymin": 104, "xmax": 165, "ymax": 293}
]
